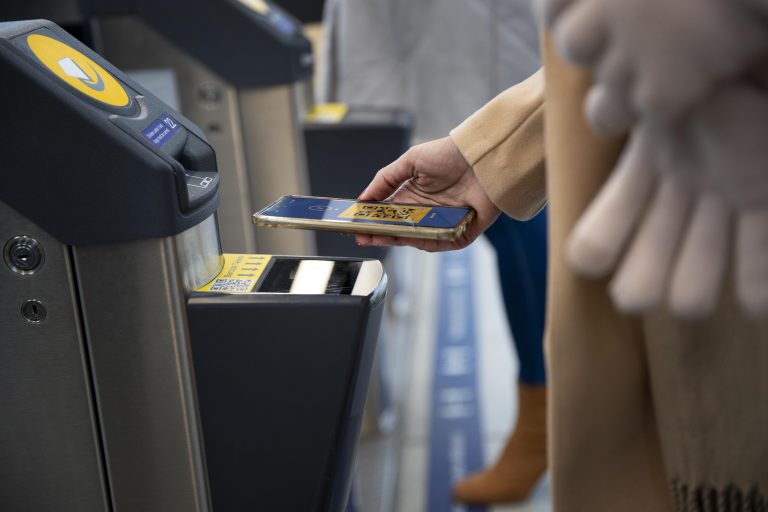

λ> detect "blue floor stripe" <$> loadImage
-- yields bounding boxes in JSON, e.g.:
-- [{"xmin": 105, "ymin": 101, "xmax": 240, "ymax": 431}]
[
  {"xmin": 346, "ymin": 481, "xmax": 358, "ymax": 512},
  {"xmin": 427, "ymin": 249, "xmax": 487, "ymax": 512}
]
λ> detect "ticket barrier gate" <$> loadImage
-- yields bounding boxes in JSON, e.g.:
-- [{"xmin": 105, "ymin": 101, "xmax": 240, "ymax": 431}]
[
  {"xmin": 0, "ymin": 20, "xmax": 385, "ymax": 512},
  {"xmin": 85, "ymin": 0, "xmax": 316, "ymax": 255},
  {"xmin": 84, "ymin": 0, "xmax": 411, "ymax": 258}
]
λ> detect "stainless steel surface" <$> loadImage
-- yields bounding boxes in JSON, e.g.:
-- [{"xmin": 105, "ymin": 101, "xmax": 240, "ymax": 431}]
[
  {"xmin": 0, "ymin": 200, "xmax": 109, "ymax": 512},
  {"xmin": 175, "ymin": 214, "xmax": 223, "ymax": 290},
  {"xmin": 294, "ymin": 77, "xmax": 315, "ymax": 121},
  {"xmin": 238, "ymin": 81, "xmax": 315, "ymax": 255},
  {"xmin": 3, "ymin": 235, "xmax": 45, "ymax": 274},
  {"xmin": 94, "ymin": 16, "xmax": 316, "ymax": 255},
  {"xmin": 20, "ymin": 298, "xmax": 47, "ymax": 323},
  {"xmin": 73, "ymin": 220, "xmax": 220, "ymax": 512}
]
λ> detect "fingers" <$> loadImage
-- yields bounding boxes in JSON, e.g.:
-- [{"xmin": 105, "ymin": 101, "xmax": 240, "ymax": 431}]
[
  {"xmin": 553, "ymin": 0, "xmax": 607, "ymax": 66},
  {"xmin": 692, "ymin": 84, "xmax": 768, "ymax": 208},
  {"xmin": 631, "ymin": 60, "xmax": 705, "ymax": 124},
  {"xmin": 358, "ymin": 149, "xmax": 417, "ymax": 202},
  {"xmin": 356, "ymin": 233, "xmax": 460, "ymax": 252},
  {"xmin": 593, "ymin": 44, "xmax": 632, "ymax": 91},
  {"xmin": 736, "ymin": 208, "xmax": 768, "ymax": 318},
  {"xmin": 668, "ymin": 192, "xmax": 731, "ymax": 319},
  {"xmin": 357, "ymin": 233, "xmax": 403, "ymax": 247},
  {"xmin": 653, "ymin": 122, "xmax": 701, "ymax": 178},
  {"xmin": 584, "ymin": 83, "xmax": 634, "ymax": 137},
  {"xmin": 534, "ymin": 0, "xmax": 575, "ymax": 27},
  {"xmin": 567, "ymin": 129, "xmax": 656, "ymax": 277},
  {"xmin": 609, "ymin": 172, "xmax": 695, "ymax": 313},
  {"xmin": 355, "ymin": 233, "xmax": 375, "ymax": 246},
  {"xmin": 584, "ymin": 45, "xmax": 635, "ymax": 137}
]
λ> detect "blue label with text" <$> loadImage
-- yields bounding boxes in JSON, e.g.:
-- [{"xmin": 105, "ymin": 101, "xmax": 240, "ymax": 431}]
[{"xmin": 143, "ymin": 114, "xmax": 180, "ymax": 147}]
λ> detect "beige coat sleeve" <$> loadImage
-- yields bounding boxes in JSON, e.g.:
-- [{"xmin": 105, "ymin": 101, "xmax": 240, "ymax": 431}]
[{"xmin": 449, "ymin": 69, "xmax": 546, "ymax": 220}]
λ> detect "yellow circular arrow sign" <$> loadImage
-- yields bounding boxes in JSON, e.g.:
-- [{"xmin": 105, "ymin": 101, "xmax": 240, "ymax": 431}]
[{"xmin": 27, "ymin": 34, "xmax": 130, "ymax": 108}]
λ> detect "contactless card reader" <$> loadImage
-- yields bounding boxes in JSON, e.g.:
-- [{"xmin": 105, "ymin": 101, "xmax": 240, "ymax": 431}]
[
  {"xmin": 1, "ymin": 20, "xmax": 385, "ymax": 512},
  {"xmin": 85, "ymin": 0, "xmax": 316, "ymax": 255},
  {"xmin": 0, "ymin": 20, "xmax": 219, "ymax": 245}
]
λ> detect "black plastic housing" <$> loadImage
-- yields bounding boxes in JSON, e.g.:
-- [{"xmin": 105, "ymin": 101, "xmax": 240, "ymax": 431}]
[
  {"xmin": 0, "ymin": 20, "xmax": 219, "ymax": 245},
  {"xmin": 273, "ymin": 0, "xmax": 325, "ymax": 23},
  {"xmin": 187, "ymin": 257, "xmax": 386, "ymax": 512},
  {"xmin": 81, "ymin": 0, "xmax": 313, "ymax": 87}
]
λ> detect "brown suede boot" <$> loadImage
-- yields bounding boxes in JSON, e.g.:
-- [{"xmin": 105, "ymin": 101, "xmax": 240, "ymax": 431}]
[{"xmin": 452, "ymin": 384, "xmax": 547, "ymax": 505}]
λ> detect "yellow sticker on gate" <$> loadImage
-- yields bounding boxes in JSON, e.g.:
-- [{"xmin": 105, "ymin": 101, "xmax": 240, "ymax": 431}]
[
  {"xmin": 239, "ymin": 0, "xmax": 270, "ymax": 14},
  {"xmin": 26, "ymin": 33, "xmax": 130, "ymax": 108},
  {"xmin": 197, "ymin": 254, "xmax": 272, "ymax": 294},
  {"xmin": 305, "ymin": 103, "xmax": 349, "ymax": 123},
  {"xmin": 338, "ymin": 203, "xmax": 432, "ymax": 224}
]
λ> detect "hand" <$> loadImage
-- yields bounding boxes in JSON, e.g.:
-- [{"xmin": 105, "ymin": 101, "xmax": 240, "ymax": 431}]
[
  {"xmin": 669, "ymin": 82, "xmax": 768, "ymax": 317},
  {"xmin": 567, "ymin": 83, "xmax": 768, "ymax": 319},
  {"xmin": 356, "ymin": 137, "xmax": 500, "ymax": 251},
  {"xmin": 538, "ymin": 0, "xmax": 768, "ymax": 135},
  {"xmin": 653, "ymin": 79, "xmax": 768, "ymax": 317},
  {"xmin": 686, "ymin": 83, "xmax": 768, "ymax": 209},
  {"xmin": 566, "ymin": 126, "xmax": 732, "ymax": 319}
]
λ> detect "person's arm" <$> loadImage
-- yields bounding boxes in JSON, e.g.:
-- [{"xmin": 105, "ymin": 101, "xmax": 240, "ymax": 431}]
[
  {"xmin": 356, "ymin": 69, "xmax": 546, "ymax": 251},
  {"xmin": 450, "ymin": 69, "xmax": 547, "ymax": 220}
]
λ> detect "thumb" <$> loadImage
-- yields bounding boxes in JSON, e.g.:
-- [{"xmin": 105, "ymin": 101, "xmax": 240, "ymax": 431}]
[{"xmin": 358, "ymin": 149, "xmax": 417, "ymax": 201}]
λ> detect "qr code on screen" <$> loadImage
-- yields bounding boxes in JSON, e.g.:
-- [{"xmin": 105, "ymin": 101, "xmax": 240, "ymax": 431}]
[
  {"xmin": 209, "ymin": 278, "xmax": 252, "ymax": 293},
  {"xmin": 353, "ymin": 205, "xmax": 418, "ymax": 221}
]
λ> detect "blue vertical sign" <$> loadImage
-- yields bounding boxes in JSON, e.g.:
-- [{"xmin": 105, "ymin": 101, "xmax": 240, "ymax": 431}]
[
  {"xmin": 427, "ymin": 249, "xmax": 486, "ymax": 512},
  {"xmin": 142, "ymin": 114, "xmax": 180, "ymax": 147}
]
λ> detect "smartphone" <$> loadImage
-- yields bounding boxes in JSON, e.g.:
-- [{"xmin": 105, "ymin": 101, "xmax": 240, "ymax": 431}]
[{"xmin": 253, "ymin": 195, "xmax": 475, "ymax": 241}]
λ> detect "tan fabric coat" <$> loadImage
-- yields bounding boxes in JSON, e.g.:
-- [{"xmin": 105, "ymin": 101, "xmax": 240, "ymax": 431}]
[{"xmin": 450, "ymin": 36, "xmax": 768, "ymax": 512}]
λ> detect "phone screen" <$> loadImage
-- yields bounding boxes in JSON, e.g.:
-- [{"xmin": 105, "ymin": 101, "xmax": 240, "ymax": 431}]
[{"xmin": 260, "ymin": 196, "xmax": 470, "ymax": 228}]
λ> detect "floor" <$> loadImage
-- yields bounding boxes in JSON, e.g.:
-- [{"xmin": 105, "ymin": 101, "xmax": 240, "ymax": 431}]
[{"xmin": 354, "ymin": 238, "xmax": 551, "ymax": 512}]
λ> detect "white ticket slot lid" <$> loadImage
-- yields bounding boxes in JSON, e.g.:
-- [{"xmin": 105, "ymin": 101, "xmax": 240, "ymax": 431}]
[
  {"xmin": 351, "ymin": 261, "xmax": 384, "ymax": 297},
  {"xmin": 289, "ymin": 260, "xmax": 335, "ymax": 295},
  {"xmin": 288, "ymin": 259, "xmax": 384, "ymax": 296}
]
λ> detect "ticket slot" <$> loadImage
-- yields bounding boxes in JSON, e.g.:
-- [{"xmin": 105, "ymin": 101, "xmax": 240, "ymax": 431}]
[{"xmin": 256, "ymin": 257, "xmax": 362, "ymax": 294}]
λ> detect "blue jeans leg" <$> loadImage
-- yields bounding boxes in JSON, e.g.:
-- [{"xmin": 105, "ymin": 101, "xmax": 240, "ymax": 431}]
[{"xmin": 483, "ymin": 209, "xmax": 548, "ymax": 385}]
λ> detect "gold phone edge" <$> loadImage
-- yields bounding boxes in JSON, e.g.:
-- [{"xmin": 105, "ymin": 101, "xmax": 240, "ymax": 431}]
[{"xmin": 253, "ymin": 209, "xmax": 474, "ymax": 241}]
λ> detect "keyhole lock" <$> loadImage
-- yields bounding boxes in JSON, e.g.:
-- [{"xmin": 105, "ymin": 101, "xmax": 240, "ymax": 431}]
[
  {"xmin": 4, "ymin": 236, "xmax": 45, "ymax": 275},
  {"xmin": 198, "ymin": 82, "xmax": 223, "ymax": 110},
  {"xmin": 21, "ymin": 299, "xmax": 47, "ymax": 324}
]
